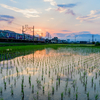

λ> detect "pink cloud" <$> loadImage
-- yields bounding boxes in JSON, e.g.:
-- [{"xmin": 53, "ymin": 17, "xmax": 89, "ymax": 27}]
[
  {"xmin": 56, "ymin": 7, "xmax": 67, "ymax": 13},
  {"xmin": 65, "ymin": 9, "xmax": 75, "ymax": 16}
]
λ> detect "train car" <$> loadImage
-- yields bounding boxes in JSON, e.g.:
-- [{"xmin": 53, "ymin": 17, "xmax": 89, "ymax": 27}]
[
  {"xmin": 0, "ymin": 30, "xmax": 5, "ymax": 38},
  {"xmin": 16, "ymin": 33, "xmax": 24, "ymax": 40},
  {"xmin": 24, "ymin": 34, "xmax": 30, "ymax": 40},
  {"xmin": 40, "ymin": 37, "xmax": 45, "ymax": 42},
  {"xmin": 0, "ymin": 30, "xmax": 24, "ymax": 40},
  {"xmin": 19, "ymin": 33, "xmax": 34, "ymax": 41},
  {"xmin": 37, "ymin": 36, "xmax": 45, "ymax": 42},
  {"xmin": 28, "ymin": 35, "xmax": 33, "ymax": 41},
  {"xmin": 0, "ymin": 30, "xmax": 45, "ymax": 43},
  {"xmin": 34, "ymin": 37, "xmax": 38, "ymax": 41},
  {"xmin": 3, "ymin": 30, "xmax": 16, "ymax": 39},
  {"xmin": 0, "ymin": 30, "xmax": 9, "ymax": 38}
]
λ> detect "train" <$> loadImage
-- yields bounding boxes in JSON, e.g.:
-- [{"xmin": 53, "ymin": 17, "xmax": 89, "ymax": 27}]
[{"xmin": 0, "ymin": 30, "xmax": 45, "ymax": 43}]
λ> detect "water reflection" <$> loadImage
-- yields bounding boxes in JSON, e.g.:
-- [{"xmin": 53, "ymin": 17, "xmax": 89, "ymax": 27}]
[{"xmin": 0, "ymin": 47, "xmax": 100, "ymax": 100}]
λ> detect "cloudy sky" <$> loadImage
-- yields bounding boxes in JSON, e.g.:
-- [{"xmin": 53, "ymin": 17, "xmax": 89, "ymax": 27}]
[{"xmin": 0, "ymin": 0, "xmax": 100, "ymax": 41}]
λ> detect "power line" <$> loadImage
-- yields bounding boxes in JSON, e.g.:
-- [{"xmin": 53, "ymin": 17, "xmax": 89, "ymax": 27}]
[
  {"xmin": 12, "ymin": 22, "xmax": 23, "ymax": 26},
  {"xmin": 1, "ymin": 24, "xmax": 45, "ymax": 38},
  {"xmin": 0, "ymin": 24, "xmax": 21, "ymax": 32}
]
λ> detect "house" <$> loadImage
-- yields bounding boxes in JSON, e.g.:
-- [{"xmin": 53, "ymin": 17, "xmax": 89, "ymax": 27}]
[
  {"xmin": 80, "ymin": 41, "xmax": 87, "ymax": 44},
  {"xmin": 51, "ymin": 37, "xmax": 58, "ymax": 43}
]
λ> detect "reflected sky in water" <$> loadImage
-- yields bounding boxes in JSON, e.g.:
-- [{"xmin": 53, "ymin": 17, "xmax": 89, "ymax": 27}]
[{"xmin": 0, "ymin": 47, "xmax": 100, "ymax": 100}]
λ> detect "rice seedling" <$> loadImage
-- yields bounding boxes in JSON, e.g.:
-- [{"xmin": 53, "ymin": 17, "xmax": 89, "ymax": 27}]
[
  {"xmin": 95, "ymin": 93, "xmax": 99, "ymax": 100},
  {"xmin": 95, "ymin": 72, "xmax": 97, "ymax": 79},
  {"xmin": 99, "ymin": 79, "xmax": 100, "ymax": 85},
  {"xmin": 21, "ymin": 83, "xmax": 24, "ymax": 92},
  {"xmin": 41, "ymin": 74, "xmax": 43, "ymax": 81},
  {"xmin": 61, "ymin": 92, "xmax": 63, "ymax": 100},
  {"xmin": 84, "ymin": 83, "xmax": 87, "ymax": 91},
  {"xmin": 29, "ymin": 74, "xmax": 31, "ymax": 86},
  {"xmin": 58, "ymin": 77, "xmax": 60, "ymax": 85},
  {"xmin": 71, "ymin": 71, "xmax": 72, "ymax": 78},
  {"xmin": 32, "ymin": 85, "xmax": 34, "ymax": 93},
  {"xmin": 48, "ymin": 82, "xmax": 49, "ymax": 88},
  {"xmin": 27, "ymin": 69, "xmax": 28, "ymax": 74},
  {"xmin": 44, "ymin": 78, "xmax": 45, "ymax": 83},
  {"xmin": 83, "ymin": 71, "xmax": 87, "ymax": 77},
  {"xmin": 8, "ymin": 77, "xmax": 10, "ymax": 84},
  {"xmin": 52, "ymin": 86, "xmax": 54, "ymax": 95},
  {"xmin": 14, "ymin": 78, "xmax": 16, "ymax": 85},
  {"xmin": 21, "ymin": 90, "xmax": 24, "ymax": 100},
  {"xmin": 4, "ymin": 82, "xmax": 6, "ymax": 90},
  {"xmin": 49, "ymin": 71, "xmax": 50, "ymax": 77},
  {"xmin": 43, "ymin": 86, "xmax": 45, "ymax": 94},
  {"xmin": 51, "ymin": 76, "xmax": 54, "ymax": 82},
  {"xmin": 68, "ymin": 67, "xmax": 69, "ymax": 74},
  {"xmin": 99, "ymin": 70, "xmax": 100, "ymax": 76},
  {"xmin": 87, "ymin": 92, "xmax": 89, "ymax": 100},
  {"xmin": 76, "ymin": 93, "xmax": 78, "ymax": 100},
  {"xmin": 0, "ymin": 67, "xmax": 3, "ymax": 74},
  {"xmin": 86, "ymin": 76, "xmax": 87, "ymax": 84},
  {"xmin": 48, "ymin": 92, "xmax": 51, "ymax": 100},
  {"xmin": 76, "ymin": 87, "xmax": 78, "ymax": 93},
  {"xmin": 22, "ymin": 76, "xmax": 24, "ymax": 84},
  {"xmin": 11, "ymin": 88, "xmax": 13, "ymax": 95},
  {"xmin": 68, "ymin": 88, "xmax": 71, "ymax": 96},
  {"xmin": 37, "ymin": 91, "xmax": 39, "ymax": 99},
  {"xmin": 94, "ymin": 83, "xmax": 96, "ymax": 90},
  {"xmin": 56, "ymin": 81, "xmax": 58, "ymax": 90},
  {"xmin": 0, "ymin": 87, "xmax": 2, "ymax": 94},
  {"xmin": 91, "ymin": 77, "xmax": 94, "ymax": 86}
]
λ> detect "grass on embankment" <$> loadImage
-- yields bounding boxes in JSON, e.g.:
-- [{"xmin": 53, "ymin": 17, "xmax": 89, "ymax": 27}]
[
  {"xmin": 0, "ymin": 42, "xmax": 35, "ymax": 46},
  {"xmin": 0, "ymin": 43, "xmax": 96, "ymax": 54},
  {"xmin": 0, "ymin": 44, "xmax": 67, "ymax": 53},
  {"xmin": 0, "ymin": 42, "xmax": 95, "ymax": 47},
  {"xmin": 66, "ymin": 44, "xmax": 95, "ymax": 47}
]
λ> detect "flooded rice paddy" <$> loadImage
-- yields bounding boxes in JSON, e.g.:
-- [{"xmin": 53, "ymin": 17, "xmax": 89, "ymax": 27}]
[{"xmin": 0, "ymin": 47, "xmax": 100, "ymax": 100}]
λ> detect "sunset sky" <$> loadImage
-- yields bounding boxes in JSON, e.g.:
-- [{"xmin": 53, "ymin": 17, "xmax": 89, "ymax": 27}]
[{"xmin": 0, "ymin": 0, "xmax": 100, "ymax": 41}]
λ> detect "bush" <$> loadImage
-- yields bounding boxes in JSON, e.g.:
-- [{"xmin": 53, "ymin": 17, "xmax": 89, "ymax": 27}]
[
  {"xmin": 92, "ymin": 42, "xmax": 95, "ymax": 44},
  {"xmin": 95, "ymin": 42, "xmax": 100, "ymax": 46}
]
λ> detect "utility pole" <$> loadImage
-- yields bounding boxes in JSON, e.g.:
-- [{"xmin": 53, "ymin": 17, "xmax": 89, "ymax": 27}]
[
  {"xmin": 95, "ymin": 38, "xmax": 96, "ymax": 42},
  {"xmin": 89, "ymin": 39, "xmax": 90, "ymax": 43},
  {"xmin": 22, "ymin": 26, "xmax": 25, "ymax": 40},
  {"xmin": 92, "ymin": 35, "xmax": 94, "ymax": 43},
  {"xmin": 47, "ymin": 32, "xmax": 51, "ymax": 39},
  {"xmin": 33, "ymin": 26, "xmax": 34, "ymax": 44},
  {"xmin": 75, "ymin": 36, "xmax": 76, "ymax": 43},
  {"xmin": 22, "ymin": 25, "xmax": 35, "ymax": 42},
  {"xmin": 25, "ymin": 25, "xmax": 28, "ymax": 29},
  {"xmin": 50, "ymin": 34, "xmax": 51, "ymax": 39},
  {"xmin": 48, "ymin": 32, "xmax": 49, "ymax": 39},
  {"xmin": 22, "ymin": 26, "xmax": 24, "ymax": 33},
  {"xmin": 41, "ymin": 33, "xmax": 43, "ymax": 37}
]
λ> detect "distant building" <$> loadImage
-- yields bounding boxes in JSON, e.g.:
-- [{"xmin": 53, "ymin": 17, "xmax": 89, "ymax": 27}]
[
  {"xmin": 45, "ymin": 38, "xmax": 51, "ymax": 43},
  {"xmin": 58, "ymin": 39, "xmax": 62, "ymax": 43},
  {"xmin": 62, "ymin": 40, "xmax": 67, "ymax": 43},
  {"xmin": 80, "ymin": 41, "xmax": 87, "ymax": 44},
  {"xmin": 76, "ymin": 41, "xmax": 80, "ymax": 43},
  {"xmin": 51, "ymin": 37, "xmax": 58, "ymax": 43}
]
